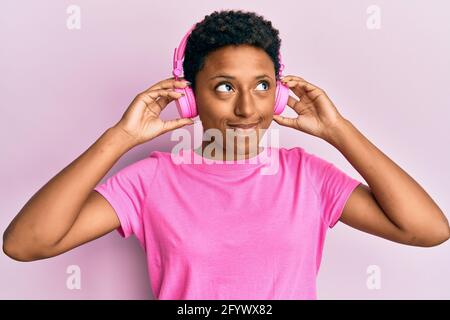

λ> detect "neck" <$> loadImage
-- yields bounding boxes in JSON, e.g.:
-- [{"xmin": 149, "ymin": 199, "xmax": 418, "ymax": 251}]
[{"xmin": 195, "ymin": 140, "xmax": 264, "ymax": 161}]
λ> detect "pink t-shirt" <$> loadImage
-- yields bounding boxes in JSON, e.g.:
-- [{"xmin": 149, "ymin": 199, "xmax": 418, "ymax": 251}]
[{"xmin": 94, "ymin": 146, "xmax": 361, "ymax": 300}]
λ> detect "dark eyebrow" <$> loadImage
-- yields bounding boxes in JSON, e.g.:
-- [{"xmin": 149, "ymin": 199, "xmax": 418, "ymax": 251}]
[{"xmin": 209, "ymin": 74, "xmax": 272, "ymax": 81}]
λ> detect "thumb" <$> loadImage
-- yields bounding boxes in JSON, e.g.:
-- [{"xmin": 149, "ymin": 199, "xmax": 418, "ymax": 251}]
[
  {"xmin": 162, "ymin": 117, "xmax": 195, "ymax": 133},
  {"xmin": 272, "ymin": 115, "xmax": 297, "ymax": 128}
]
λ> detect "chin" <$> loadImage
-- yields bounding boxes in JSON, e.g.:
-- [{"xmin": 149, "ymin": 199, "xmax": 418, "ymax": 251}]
[{"xmin": 235, "ymin": 140, "xmax": 261, "ymax": 155}]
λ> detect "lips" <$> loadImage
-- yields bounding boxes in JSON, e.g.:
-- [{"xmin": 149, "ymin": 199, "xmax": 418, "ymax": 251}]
[
  {"xmin": 227, "ymin": 122, "xmax": 259, "ymax": 129},
  {"xmin": 226, "ymin": 122, "xmax": 259, "ymax": 135}
]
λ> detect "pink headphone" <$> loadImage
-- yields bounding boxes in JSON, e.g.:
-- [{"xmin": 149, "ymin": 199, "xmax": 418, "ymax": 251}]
[{"xmin": 172, "ymin": 23, "xmax": 289, "ymax": 118}]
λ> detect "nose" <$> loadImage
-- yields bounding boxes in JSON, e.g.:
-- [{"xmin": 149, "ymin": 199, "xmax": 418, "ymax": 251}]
[{"xmin": 233, "ymin": 91, "xmax": 258, "ymax": 117}]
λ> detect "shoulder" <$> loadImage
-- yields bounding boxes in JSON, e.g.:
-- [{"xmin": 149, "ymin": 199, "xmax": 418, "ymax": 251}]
[
  {"xmin": 147, "ymin": 149, "xmax": 176, "ymax": 168},
  {"xmin": 113, "ymin": 151, "xmax": 160, "ymax": 181},
  {"xmin": 276, "ymin": 146, "xmax": 331, "ymax": 169},
  {"xmin": 286, "ymin": 146, "xmax": 332, "ymax": 169},
  {"xmin": 276, "ymin": 147, "xmax": 336, "ymax": 192}
]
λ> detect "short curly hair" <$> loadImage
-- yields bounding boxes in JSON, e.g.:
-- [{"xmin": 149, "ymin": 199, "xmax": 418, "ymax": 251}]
[{"xmin": 182, "ymin": 9, "xmax": 282, "ymax": 93}]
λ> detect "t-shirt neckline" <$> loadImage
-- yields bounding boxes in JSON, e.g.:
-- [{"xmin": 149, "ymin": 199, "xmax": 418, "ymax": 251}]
[{"xmin": 173, "ymin": 146, "xmax": 275, "ymax": 174}]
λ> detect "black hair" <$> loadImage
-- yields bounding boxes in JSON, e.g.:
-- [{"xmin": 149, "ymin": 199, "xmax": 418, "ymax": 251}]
[{"xmin": 182, "ymin": 9, "xmax": 282, "ymax": 93}]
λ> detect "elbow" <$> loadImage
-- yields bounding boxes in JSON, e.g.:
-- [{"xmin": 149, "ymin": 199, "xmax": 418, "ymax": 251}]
[
  {"xmin": 408, "ymin": 222, "xmax": 450, "ymax": 247},
  {"xmin": 3, "ymin": 240, "xmax": 34, "ymax": 262},
  {"xmin": 3, "ymin": 231, "xmax": 40, "ymax": 262},
  {"xmin": 434, "ymin": 223, "xmax": 450, "ymax": 246},
  {"xmin": 430, "ymin": 218, "xmax": 450, "ymax": 247}
]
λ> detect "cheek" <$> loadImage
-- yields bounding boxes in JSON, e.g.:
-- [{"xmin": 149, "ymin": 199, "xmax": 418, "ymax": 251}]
[
  {"xmin": 198, "ymin": 98, "xmax": 232, "ymax": 120},
  {"xmin": 257, "ymin": 91, "xmax": 276, "ymax": 109},
  {"xmin": 196, "ymin": 103, "xmax": 230, "ymax": 130},
  {"xmin": 202, "ymin": 104, "xmax": 230, "ymax": 123},
  {"xmin": 260, "ymin": 99, "xmax": 276, "ymax": 118}
]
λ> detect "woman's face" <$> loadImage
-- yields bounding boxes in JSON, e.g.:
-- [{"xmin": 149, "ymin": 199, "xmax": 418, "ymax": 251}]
[{"xmin": 194, "ymin": 44, "xmax": 277, "ymax": 160}]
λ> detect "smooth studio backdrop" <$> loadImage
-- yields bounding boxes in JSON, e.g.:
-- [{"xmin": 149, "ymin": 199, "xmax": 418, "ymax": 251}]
[{"xmin": 1, "ymin": 0, "xmax": 449, "ymax": 299}]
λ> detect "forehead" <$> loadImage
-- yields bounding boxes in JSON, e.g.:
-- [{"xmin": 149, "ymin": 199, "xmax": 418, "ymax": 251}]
[{"xmin": 202, "ymin": 45, "xmax": 275, "ymax": 75}]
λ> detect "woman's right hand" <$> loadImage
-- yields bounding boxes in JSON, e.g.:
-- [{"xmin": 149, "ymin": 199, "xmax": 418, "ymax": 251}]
[{"xmin": 111, "ymin": 77, "xmax": 194, "ymax": 147}]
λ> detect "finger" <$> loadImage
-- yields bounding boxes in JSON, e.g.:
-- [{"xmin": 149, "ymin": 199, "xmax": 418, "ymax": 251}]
[
  {"xmin": 282, "ymin": 79, "xmax": 321, "ymax": 103},
  {"xmin": 282, "ymin": 75, "xmax": 321, "ymax": 89},
  {"xmin": 154, "ymin": 95, "xmax": 172, "ymax": 111},
  {"xmin": 272, "ymin": 114, "xmax": 298, "ymax": 129},
  {"xmin": 160, "ymin": 117, "xmax": 195, "ymax": 134},
  {"xmin": 286, "ymin": 95, "xmax": 302, "ymax": 114},
  {"xmin": 281, "ymin": 75, "xmax": 322, "ymax": 91},
  {"xmin": 155, "ymin": 89, "xmax": 182, "ymax": 110},
  {"xmin": 145, "ymin": 77, "xmax": 190, "ymax": 92},
  {"xmin": 281, "ymin": 78, "xmax": 308, "ymax": 101},
  {"xmin": 139, "ymin": 90, "xmax": 185, "ymax": 113},
  {"xmin": 140, "ymin": 88, "xmax": 183, "ymax": 102},
  {"xmin": 155, "ymin": 91, "xmax": 188, "ymax": 113},
  {"xmin": 153, "ymin": 90, "xmax": 185, "ymax": 113}
]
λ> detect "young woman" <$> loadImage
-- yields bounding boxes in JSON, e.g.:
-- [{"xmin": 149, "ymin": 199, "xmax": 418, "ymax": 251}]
[{"xmin": 3, "ymin": 10, "xmax": 449, "ymax": 300}]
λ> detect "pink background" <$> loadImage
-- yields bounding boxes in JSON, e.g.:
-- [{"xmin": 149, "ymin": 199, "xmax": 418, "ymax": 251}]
[{"xmin": 1, "ymin": 0, "xmax": 449, "ymax": 299}]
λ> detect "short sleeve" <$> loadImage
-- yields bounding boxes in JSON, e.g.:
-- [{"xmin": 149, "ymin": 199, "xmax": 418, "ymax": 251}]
[
  {"xmin": 302, "ymin": 148, "xmax": 362, "ymax": 229},
  {"xmin": 319, "ymin": 162, "xmax": 362, "ymax": 228},
  {"xmin": 93, "ymin": 155, "xmax": 158, "ymax": 243}
]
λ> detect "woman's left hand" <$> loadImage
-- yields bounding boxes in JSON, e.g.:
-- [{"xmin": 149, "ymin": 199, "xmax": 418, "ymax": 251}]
[{"xmin": 272, "ymin": 75, "xmax": 347, "ymax": 142}]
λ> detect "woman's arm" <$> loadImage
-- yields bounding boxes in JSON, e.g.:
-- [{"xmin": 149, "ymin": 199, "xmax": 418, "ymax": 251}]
[
  {"xmin": 328, "ymin": 119, "xmax": 450, "ymax": 246},
  {"xmin": 2, "ymin": 77, "xmax": 193, "ymax": 261},
  {"xmin": 274, "ymin": 75, "xmax": 449, "ymax": 246},
  {"xmin": 2, "ymin": 126, "xmax": 136, "ymax": 261}
]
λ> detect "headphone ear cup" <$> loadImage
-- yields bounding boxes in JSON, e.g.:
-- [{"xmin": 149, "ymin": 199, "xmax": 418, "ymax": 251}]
[
  {"xmin": 274, "ymin": 80, "xmax": 289, "ymax": 115},
  {"xmin": 184, "ymin": 86, "xmax": 198, "ymax": 118},
  {"xmin": 174, "ymin": 87, "xmax": 197, "ymax": 118}
]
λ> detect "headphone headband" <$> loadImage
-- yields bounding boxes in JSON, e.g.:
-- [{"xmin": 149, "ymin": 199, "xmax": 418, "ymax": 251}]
[{"xmin": 172, "ymin": 23, "xmax": 285, "ymax": 79}]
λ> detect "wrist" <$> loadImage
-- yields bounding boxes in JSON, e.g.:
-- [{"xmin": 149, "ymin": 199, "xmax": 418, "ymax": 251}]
[
  {"xmin": 104, "ymin": 125, "xmax": 139, "ymax": 152},
  {"xmin": 323, "ymin": 117, "xmax": 354, "ymax": 147}
]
